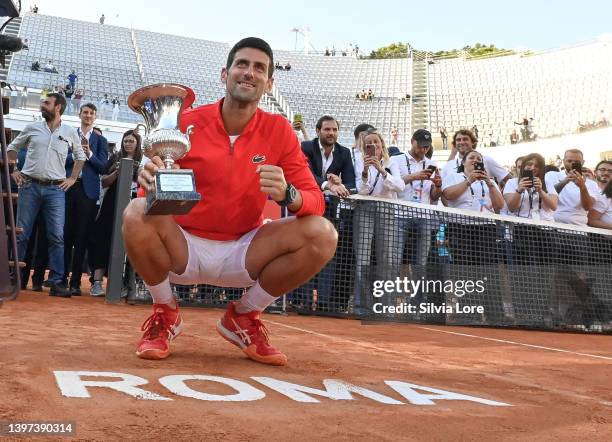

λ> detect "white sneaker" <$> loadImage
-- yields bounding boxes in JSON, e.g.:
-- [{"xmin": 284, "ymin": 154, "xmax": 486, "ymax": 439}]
[{"xmin": 90, "ymin": 281, "xmax": 105, "ymax": 297}]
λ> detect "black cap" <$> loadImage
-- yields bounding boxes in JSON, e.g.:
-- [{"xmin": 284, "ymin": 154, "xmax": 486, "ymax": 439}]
[{"xmin": 412, "ymin": 129, "xmax": 432, "ymax": 147}]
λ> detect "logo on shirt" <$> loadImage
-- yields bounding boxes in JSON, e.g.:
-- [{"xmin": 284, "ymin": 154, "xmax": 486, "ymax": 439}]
[{"xmin": 252, "ymin": 154, "xmax": 266, "ymax": 164}]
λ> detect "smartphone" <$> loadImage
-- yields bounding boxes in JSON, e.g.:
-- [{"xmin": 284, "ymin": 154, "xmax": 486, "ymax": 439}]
[
  {"xmin": 293, "ymin": 113, "xmax": 303, "ymax": 123},
  {"xmin": 571, "ymin": 162, "xmax": 582, "ymax": 174},
  {"xmin": 365, "ymin": 143, "xmax": 376, "ymax": 157},
  {"xmin": 427, "ymin": 165, "xmax": 437, "ymax": 176},
  {"xmin": 474, "ymin": 161, "xmax": 485, "ymax": 172},
  {"xmin": 521, "ymin": 169, "xmax": 534, "ymax": 187}
]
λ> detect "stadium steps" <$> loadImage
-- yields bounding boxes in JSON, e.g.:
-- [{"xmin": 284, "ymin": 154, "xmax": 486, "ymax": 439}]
[
  {"xmin": 411, "ymin": 51, "xmax": 429, "ymax": 131},
  {"xmin": 0, "ymin": 17, "xmax": 22, "ymax": 82},
  {"xmin": 264, "ymin": 91, "xmax": 287, "ymax": 118}
]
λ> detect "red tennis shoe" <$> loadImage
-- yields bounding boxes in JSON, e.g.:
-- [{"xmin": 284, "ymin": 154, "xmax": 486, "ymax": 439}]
[
  {"xmin": 136, "ymin": 303, "xmax": 183, "ymax": 360},
  {"xmin": 216, "ymin": 301, "xmax": 287, "ymax": 366}
]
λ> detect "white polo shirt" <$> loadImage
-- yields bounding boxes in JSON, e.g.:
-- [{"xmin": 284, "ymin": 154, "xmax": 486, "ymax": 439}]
[
  {"xmin": 442, "ymin": 172, "xmax": 500, "ymax": 214},
  {"xmin": 545, "ymin": 171, "xmax": 600, "ymax": 225}
]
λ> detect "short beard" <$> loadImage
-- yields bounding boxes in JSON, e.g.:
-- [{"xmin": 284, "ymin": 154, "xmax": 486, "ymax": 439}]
[{"xmin": 41, "ymin": 110, "xmax": 53, "ymax": 121}]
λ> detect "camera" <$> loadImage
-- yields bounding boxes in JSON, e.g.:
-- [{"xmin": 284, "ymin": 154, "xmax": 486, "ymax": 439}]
[
  {"xmin": 474, "ymin": 161, "xmax": 485, "ymax": 172},
  {"xmin": 571, "ymin": 162, "xmax": 582, "ymax": 173}
]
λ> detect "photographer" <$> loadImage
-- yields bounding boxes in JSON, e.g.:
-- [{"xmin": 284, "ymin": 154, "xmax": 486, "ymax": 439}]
[
  {"xmin": 545, "ymin": 149, "xmax": 599, "ymax": 225},
  {"xmin": 442, "ymin": 151, "xmax": 504, "ymax": 214},
  {"xmin": 588, "ymin": 180, "xmax": 612, "ymax": 230},
  {"xmin": 394, "ymin": 129, "xmax": 441, "ymax": 267},
  {"xmin": 352, "ymin": 129, "xmax": 404, "ymax": 315},
  {"xmin": 504, "ymin": 153, "xmax": 558, "ymax": 221}
]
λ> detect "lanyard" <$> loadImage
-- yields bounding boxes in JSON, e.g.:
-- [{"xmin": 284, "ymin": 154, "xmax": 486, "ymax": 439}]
[
  {"xmin": 516, "ymin": 188, "xmax": 543, "ymax": 217},
  {"xmin": 463, "ymin": 174, "xmax": 485, "ymax": 198},
  {"xmin": 405, "ymin": 154, "xmax": 425, "ymax": 189},
  {"xmin": 368, "ymin": 170, "xmax": 381, "ymax": 195}
]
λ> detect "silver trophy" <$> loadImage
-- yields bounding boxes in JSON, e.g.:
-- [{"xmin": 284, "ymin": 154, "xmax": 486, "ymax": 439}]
[{"xmin": 128, "ymin": 83, "xmax": 201, "ymax": 215}]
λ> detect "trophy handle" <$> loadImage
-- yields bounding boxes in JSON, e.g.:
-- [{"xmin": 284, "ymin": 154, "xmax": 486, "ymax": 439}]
[
  {"xmin": 135, "ymin": 123, "xmax": 148, "ymax": 137},
  {"xmin": 186, "ymin": 125, "xmax": 194, "ymax": 137}
]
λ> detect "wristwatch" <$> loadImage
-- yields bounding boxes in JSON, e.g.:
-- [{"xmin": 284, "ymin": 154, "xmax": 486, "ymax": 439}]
[{"xmin": 278, "ymin": 183, "xmax": 297, "ymax": 206}]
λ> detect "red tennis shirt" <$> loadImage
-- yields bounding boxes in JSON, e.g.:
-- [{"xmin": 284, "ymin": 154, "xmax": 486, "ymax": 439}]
[{"xmin": 172, "ymin": 98, "xmax": 324, "ymax": 241}]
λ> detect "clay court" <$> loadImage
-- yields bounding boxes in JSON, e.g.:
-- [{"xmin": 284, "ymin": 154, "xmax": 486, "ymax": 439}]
[{"xmin": 1, "ymin": 290, "xmax": 611, "ymax": 441}]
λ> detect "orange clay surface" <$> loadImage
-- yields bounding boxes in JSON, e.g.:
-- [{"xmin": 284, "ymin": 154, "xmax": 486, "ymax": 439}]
[{"xmin": 1, "ymin": 287, "xmax": 611, "ymax": 441}]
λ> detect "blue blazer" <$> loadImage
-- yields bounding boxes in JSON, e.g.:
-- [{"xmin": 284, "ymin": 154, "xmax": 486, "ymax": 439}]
[{"xmin": 65, "ymin": 131, "xmax": 109, "ymax": 200}]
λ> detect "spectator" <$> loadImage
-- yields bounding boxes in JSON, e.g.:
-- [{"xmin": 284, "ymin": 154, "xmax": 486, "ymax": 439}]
[
  {"xmin": 504, "ymin": 153, "xmax": 558, "ymax": 221},
  {"xmin": 20, "ymin": 86, "xmax": 28, "ymax": 108},
  {"xmin": 43, "ymin": 60, "xmax": 57, "ymax": 73},
  {"xmin": 284, "ymin": 62, "xmax": 291, "ymax": 71},
  {"xmin": 31, "ymin": 60, "xmax": 41, "ymax": 71},
  {"xmin": 588, "ymin": 179, "xmax": 612, "ymax": 230},
  {"xmin": 292, "ymin": 115, "xmax": 309, "ymax": 142},
  {"xmin": 510, "ymin": 129, "xmax": 519, "ymax": 144},
  {"xmin": 545, "ymin": 149, "xmax": 599, "ymax": 225},
  {"xmin": 394, "ymin": 129, "xmax": 442, "ymax": 269},
  {"xmin": 274, "ymin": 61, "xmax": 283, "ymax": 70},
  {"xmin": 350, "ymin": 123, "xmax": 373, "ymax": 189},
  {"xmin": 471, "ymin": 125, "xmax": 479, "ymax": 140},
  {"xmin": 442, "ymin": 150, "xmax": 504, "ymax": 214},
  {"xmin": 367, "ymin": 89, "xmax": 374, "ymax": 100},
  {"xmin": 64, "ymin": 83, "xmax": 74, "ymax": 113},
  {"xmin": 301, "ymin": 115, "xmax": 355, "ymax": 196},
  {"xmin": 324, "ymin": 47, "xmax": 330, "ymax": 56},
  {"xmin": 90, "ymin": 129, "xmax": 142, "ymax": 296},
  {"xmin": 7, "ymin": 93, "xmax": 86, "ymax": 297},
  {"xmin": 597, "ymin": 110, "xmax": 609, "ymax": 127},
  {"xmin": 442, "ymin": 129, "xmax": 511, "ymax": 189},
  {"xmin": 554, "ymin": 155, "xmax": 563, "ymax": 169},
  {"xmin": 353, "ymin": 128, "xmax": 404, "ymax": 314},
  {"xmin": 99, "ymin": 14, "xmax": 105, "ymax": 25},
  {"xmin": 67, "ymin": 70, "xmax": 78, "ymax": 89},
  {"xmin": 594, "ymin": 160, "xmax": 612, "ymax": 192},
  {"xmin": 111, "ymin": 96, "xmax": 120, "ymax": 121},
  {"xmin": 73, "ymin": 88, "xmax": 84, "ymax": 112},
  {"xmin": 32, "ymin": 4, "xmax": 39, "ymax": 13},
  {"xmin": 390, "ymin": 127, "xmax": 399, "ymax": 146},
  {"xmin": 300, "ymin": 116, "xmax": 354, "ymax": 310},
  {"xmin": 439, "ymin": 127, "xmax": 448, "ymax": 149},
  {"xmin": 62, "ymin": 103, "xmax": 109, "ymax": 295},
  {"xmin": 514, "ymin": 117, "xmax": 535, "ymax": 141},
  {"xmin": 10, "ymin": 85, "xmax": 18, "ymax": 108},
  {"xmin": 99, "ymin": 94, "xmax": 110, "ymax": 119}
]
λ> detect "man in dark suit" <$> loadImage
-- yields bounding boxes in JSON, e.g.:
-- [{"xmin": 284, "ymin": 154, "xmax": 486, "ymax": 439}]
[
  {"xmin": 297, "ymin": 116, "xmax": 355, "ymax": 311},
  {"xmin": 63, "ymin": 103, "xmax": 109, "ymax": 294},
  {"xmin": 301, "ymin": 115, "xmax": 355, "ymax": 195}
]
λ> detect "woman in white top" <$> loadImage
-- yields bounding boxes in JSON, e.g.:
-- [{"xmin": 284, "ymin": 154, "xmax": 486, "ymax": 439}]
[
  {"xmin": 588, "ymin": 180, "xmax": 612, "ymax": 230},
  {"xmin": 358, "ymin": 131, "xmax": 405, "ymax": 198},
  {"xmin": 504, "ymin": 153, "xmax": 558, "ymax": 221},
  {"xmin": 352, "ymin": 129, "xmax": 404, "ymax": 315},
  {"xmin": 442, "ymin": 150, "xmax": 504, "ymax": 214}
]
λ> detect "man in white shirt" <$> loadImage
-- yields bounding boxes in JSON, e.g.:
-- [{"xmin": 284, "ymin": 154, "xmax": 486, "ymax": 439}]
[
  {"xmin": 545, "ymin": 149, "xmax": 599, "ymax": 225},
  {"xmin": 393, "ymin": 129, "xmax": 441, "ymax": 266},
  {"xmin": 8, "ymin": 93, "xmax": 85, "ymax": 297},
  {"xmin": 441, "ymin": 129, "xmax": 511, "ymax": 188}
]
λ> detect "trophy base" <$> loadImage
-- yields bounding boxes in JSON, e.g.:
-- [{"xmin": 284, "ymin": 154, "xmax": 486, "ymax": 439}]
[{"xmin": 145, "ymin": 169, "xmax": 201, "ymax": 215}]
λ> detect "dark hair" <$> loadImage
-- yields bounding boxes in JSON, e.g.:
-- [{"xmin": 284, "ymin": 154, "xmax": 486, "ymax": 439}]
[
  {"xmin": 316, "ymin": 115, "xmax": 339, "ymax": 131},
  {"xmin": 595, "ymin": 160, "xmax": 612, "ymax": 171},
  {"xmin": 452, "ymin": 129, "xmax": 478, "ymax": 148},
  {"xmin": 92, "ymin": 126, "xmax": 103, "ymax": 136},
  {"xmin": 353, "ymin": 123, "xmax": 375, "ymax": 139},
  {"xmin": 515, "ymin": 156, "xmax": 524, "ymax": 167},
  {"xmin": 47, "ymin": 92, "xmax": 66, "ymax": 115},
  {"xmin": 519, "ymin": 153, "xmax": 547, "ymax": 193},
  {"xmin": 603, "ymin": 179, "xmax": 612, "ymax": 199},
  {"xmin": 115, "ymin": 130, "xmax": 143, "ymax": 182},
  {"xmin": 544, "ymin": 164, "xmax": 560, "ymax": 174},
  {"xmin": 80, "ymin": 102, "xmax": 97, "ymax": 114},
  {"xmin": 226, "ymin": 37, "xmax": 274, "ymax": 78}
]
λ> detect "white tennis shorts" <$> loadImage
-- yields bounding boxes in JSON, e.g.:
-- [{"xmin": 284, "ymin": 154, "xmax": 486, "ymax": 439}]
[{"xmin": 168, "ymin": 225, "xmax": 262, "ymax": 288}]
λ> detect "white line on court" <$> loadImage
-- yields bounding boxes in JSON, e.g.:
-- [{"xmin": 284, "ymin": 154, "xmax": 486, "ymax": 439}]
[
  {"xmin": 418, "ymin": 327, "xmax": 612, "ymax": 361},
  {"xmin": 267, "ymin": 320, "xmax": 612, "ymax": 407}
]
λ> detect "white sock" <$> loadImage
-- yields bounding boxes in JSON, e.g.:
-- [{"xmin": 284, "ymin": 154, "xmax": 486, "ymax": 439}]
[
  {"xmin": 236, "ymin": 281, "xmax": 277, "ymax": 314},
  {"xmin": 145, "ymin": 277, "xmax": 175, "ymax": 306}
]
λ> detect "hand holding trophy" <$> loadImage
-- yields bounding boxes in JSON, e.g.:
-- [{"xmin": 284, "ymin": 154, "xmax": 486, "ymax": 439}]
[{"xmin": 128, "ymin": 83, "xmax": 201, "ymax": 215}]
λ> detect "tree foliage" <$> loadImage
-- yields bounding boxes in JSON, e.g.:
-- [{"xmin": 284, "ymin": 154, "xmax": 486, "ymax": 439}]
[
  {"xmin": 367, "ymin": 42, "xmax": 513, "ymax": 59},
  {"xmin": 368, "ymin": 42, "xmax": 409, "ymax": 59}
]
